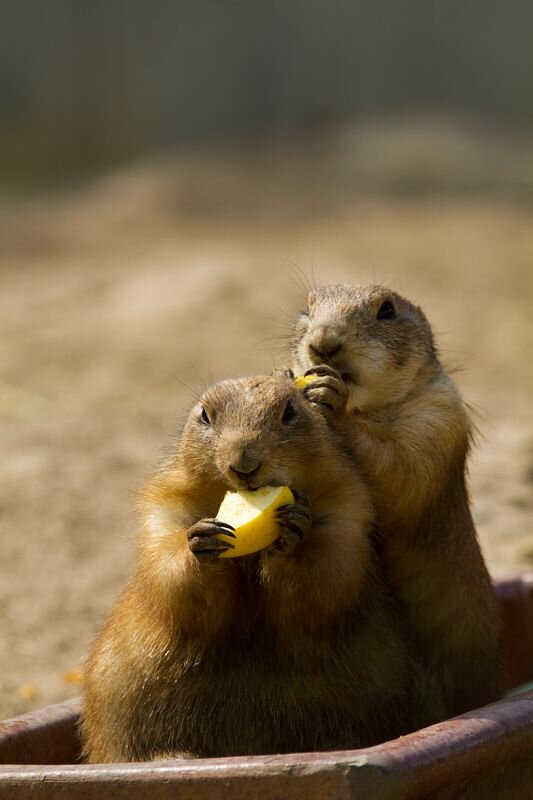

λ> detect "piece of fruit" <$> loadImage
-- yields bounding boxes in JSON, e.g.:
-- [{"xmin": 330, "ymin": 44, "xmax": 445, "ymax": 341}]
[
  {"xmin": 215, "ymin": 485, "xmax": 294, "ymax": 558},
  {"xmin": 294, "ymin": 374, "xmax": 318, "ymax": 389}
]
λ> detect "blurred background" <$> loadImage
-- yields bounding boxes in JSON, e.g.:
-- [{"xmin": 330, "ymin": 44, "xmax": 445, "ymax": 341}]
[{"xmin": 1, "ymin": 1, "xmax": 532, "ymax": 718}]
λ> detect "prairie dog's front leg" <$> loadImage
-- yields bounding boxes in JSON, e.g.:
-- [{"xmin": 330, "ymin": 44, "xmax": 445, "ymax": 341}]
[
  {"xmin": 302, "ymin": 364, "xmax": 349, "ymax": 414},
  {"xmin": 83, "ymin": 504, "xmax": 241, "ymax": 763},
  {"xmin": 267, "ymin": 489, "xmax": 311, "ymax": 555},
  {"xmin": 260, "ymin": 486, "xmax": 372, "ymax": 635},
  {"xmin": 140, "ymin": 496, "xmax": 240, "ymax": 639},
  {"xmin": 187, "ymin": 518, "xmax": 236, "ymax": 560}
]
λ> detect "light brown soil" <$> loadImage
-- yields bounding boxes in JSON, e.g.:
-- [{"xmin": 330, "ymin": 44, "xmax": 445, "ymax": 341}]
[{"xmin": 1, "ymin": 120, "xmax": 532, "ymax": 718}]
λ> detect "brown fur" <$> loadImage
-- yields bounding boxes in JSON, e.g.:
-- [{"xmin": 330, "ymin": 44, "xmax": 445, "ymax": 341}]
[
  {"xmin": 81, "ymin": 375, "xmax": 413, "ymax": 762},
  {"xmin": 291, "ymin": 284, "xmax": 503, "ymax": 726}
]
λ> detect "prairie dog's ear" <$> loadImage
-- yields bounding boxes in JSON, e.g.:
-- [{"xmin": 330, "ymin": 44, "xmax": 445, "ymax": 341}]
[{"xmin": 271, "ymin": 367, "xmax": 294, "ymax": 379}]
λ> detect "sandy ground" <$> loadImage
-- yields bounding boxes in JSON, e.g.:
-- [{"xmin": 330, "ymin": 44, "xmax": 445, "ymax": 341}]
[{"xmin": 1, "ymin": 120, "xmax": 532, "ymax": 719}]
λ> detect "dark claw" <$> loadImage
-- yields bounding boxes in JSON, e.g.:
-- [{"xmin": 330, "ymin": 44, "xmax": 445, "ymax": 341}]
[
  {"xmin": 269, "ymin": 531, "xmax": 300, "ymax": 555},
  {"xmin": 304, "ymin": 364, "xmax": 341, "ymax": 379},
  {"xmin": 187, "ymin": 517, "xmax": 239, "ymax": 561},
  {"xmin": 276, "ymin": 504, "xmax": 311, "ymax": 521},
  {"xmin": 303, "ymin": 380, "xmax": 340, "ymax": 395},
  {"xmin": 188, "ymin": 519, "xmax": 236, "ymax": 539},
  {"xmin": 291, "ymin": 489, "xmax": 310, "ymax": 507},
  {"xmin": 211, "ymin": 520, "xmax": 236, "ymax": 537},
  {"xmin": 277, "ymin": 516, "xmax": 311, "ymax": 534},
  {"xmin": 302, "ymin": 372, "xmax": 347, "ymax": 414},
  {"xmin": 189, "ymin": 535, "xmax": 235, "ymax": 551},
  {"xmin": 305, "ymin": 397, "xmax": 335, "ymax": 411},
  {"xmin": 275, "ymin": 500, "xmax": 312, "ymax": 541}
]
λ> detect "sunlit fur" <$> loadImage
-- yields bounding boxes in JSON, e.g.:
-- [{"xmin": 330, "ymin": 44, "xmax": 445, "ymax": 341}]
[
  {"xmin": 291, "ymin": 285, "xmax": 503, "ymax": 726},
  {"xmin": 81, "ymin": 375, "xmax": 413, "ymax": 763}
]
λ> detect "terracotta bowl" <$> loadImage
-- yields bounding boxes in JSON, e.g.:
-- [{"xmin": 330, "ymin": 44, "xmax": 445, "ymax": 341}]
[{"xmin": 1, "ymin": 577, "xmax": 533, "ymax": 799}]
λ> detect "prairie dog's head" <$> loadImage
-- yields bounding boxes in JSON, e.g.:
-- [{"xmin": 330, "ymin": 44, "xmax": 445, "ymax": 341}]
[
  {"xmin": 181, "ymin": 376, "xmax": 330, "ymax": 492},
  {"xmin": 292, "ymin": 284, "xmax": 439, "ymax": 412}
]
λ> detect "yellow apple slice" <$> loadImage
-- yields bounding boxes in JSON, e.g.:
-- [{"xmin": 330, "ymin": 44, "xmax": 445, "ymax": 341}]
[
  {"xmin": 215, "ymin": 485, "xmax": 294, "ymax": 558},
  {"xmin": 294, "ymin": 374, "xmax": 318, "ymax": 389}
]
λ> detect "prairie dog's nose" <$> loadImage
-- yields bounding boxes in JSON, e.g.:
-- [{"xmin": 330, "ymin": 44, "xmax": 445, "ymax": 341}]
[
  {"xmin": 308, "ymin": 327, "xmax": 343, "ymax": 360},
  {"xmin": 228, "ymin": 445, "xmax": 262, "ymax": 478},
  {"xmin": 229, "ymin": 460, "xmax": 261, "ymax": 480}
]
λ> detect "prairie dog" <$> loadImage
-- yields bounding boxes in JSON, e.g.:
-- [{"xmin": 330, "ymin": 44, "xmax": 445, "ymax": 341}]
[
  {"xmin": 81, "ymin": 375, "xmax": 413, "ymax": 763},
  {"xmin": 290, "ymin": 284, "xmax": 502, "ymax": 725}
]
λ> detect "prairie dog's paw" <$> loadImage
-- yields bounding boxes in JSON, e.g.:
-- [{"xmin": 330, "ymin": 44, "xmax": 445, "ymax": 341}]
[
  {"xmin": 187, "ymin": 519, "xmax": 235, "ymax": 561},
  {"xmin": 303, "ymin": 365, "xmax": 348, "ymax": 413},
  {"xmin": 271, "ymin": 366, "xmax": 294, "ymax": 379},
  {"xmin": 268, "ymin": 490, "xmax": 311, "ymax": 556}
]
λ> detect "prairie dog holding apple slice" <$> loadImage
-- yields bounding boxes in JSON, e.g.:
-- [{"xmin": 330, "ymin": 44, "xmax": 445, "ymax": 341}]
[
  {"xmin": 290, "ymin": 283, "xmax": 502, "ymax": 726},
  {"xmin": 82, "ymin": 374, "xmax": 414, "ymax": 763}
]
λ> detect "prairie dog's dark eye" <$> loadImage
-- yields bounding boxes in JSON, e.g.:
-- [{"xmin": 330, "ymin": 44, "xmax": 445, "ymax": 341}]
[
  {"xmin": 377, "ymin": 300, "xmax": 397, "ymax": 320},
  {"xmin": 200, "ymin": 406, "xmax": 211, "ymax": 425},
  {"xmin": 300, "ymin": 308, "xmax": 309, "ymax": 318},
  {"xmin": 282, "ymin": 400, "xmax": 297, "ymax": 424}
]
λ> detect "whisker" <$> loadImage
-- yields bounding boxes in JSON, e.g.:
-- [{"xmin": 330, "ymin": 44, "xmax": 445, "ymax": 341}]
[
  {"xmin": 174, "ymin": 377, "xmax": 202, "ymax": 402},
  {"xmin": 270, "ymin": 301, "xmax": 296, "ymax": 320},
  {"xmin": 281, "ymin": 260, "xmax": 313, "ymax": 297},
  {"xmin": 180, "ymin": 361, "xmax": 212, "ymax": 394},
  {"xmin": 444, "ymin": 361, "xmax": 468, "ymax": 374},
  {"xmin": 385, "ymin": 276, "xmax": 404, "ymax": 292},
  {"xmin": 263, "ymin": 317, "xmax": 295, "ymax": 331},
  {"xmin": 309, "ymin": 254, "xmax": 318, "ymax": 290},
  {"xmin": 257, "ymin": 344, "xmax": 292, "ymax": 356},
  {"xmin": 255, "ymin": 334, "xmax": 293, "ymax": 345},
  {"xmin": 463, "ymin": 399, "xmax": 489, "ymax": 437},
  {"xmin": 434, "ymin": 329, "xmax": 456, "ymax": 338}
]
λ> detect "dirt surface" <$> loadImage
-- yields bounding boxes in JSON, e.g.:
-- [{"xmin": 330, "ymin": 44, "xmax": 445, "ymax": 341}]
[{"xmin": 1, "ymin": 120, "xmax": 532, "ymax": 719}]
